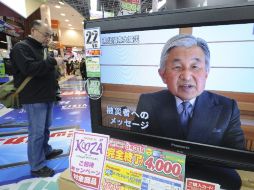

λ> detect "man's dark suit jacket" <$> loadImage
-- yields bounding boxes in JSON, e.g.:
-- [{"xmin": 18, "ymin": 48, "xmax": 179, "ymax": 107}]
[{"xmin": 131, "ymin": 90, "xmax": 245, "ymax": 150}]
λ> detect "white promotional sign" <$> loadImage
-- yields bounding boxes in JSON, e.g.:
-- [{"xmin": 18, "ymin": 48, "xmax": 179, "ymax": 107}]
[
  {"xmin": 186, "ymin": 178, "xmax": 220, "ymax": 190},
  {"xmin": 84, "ymin": 27, "xmax": 101, "ymax": 49},
  {"xmin": 69, "ymin": 132, "xmax": 109, "ymax": 190}
]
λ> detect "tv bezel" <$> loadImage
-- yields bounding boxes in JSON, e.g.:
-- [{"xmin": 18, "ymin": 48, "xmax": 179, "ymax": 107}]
[{"xmin": 85, "ymin": 3, "xmax": 254, "ymax": 171}]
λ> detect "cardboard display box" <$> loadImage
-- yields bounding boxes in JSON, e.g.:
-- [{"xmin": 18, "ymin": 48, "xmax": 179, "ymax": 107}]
[
  {"xmin": 238, "ymin": 170, "xmax": 254, "ymax": 190},
  {"xmin": 58, "ymin": 169, "xmax": 84, "ymax": 190}
]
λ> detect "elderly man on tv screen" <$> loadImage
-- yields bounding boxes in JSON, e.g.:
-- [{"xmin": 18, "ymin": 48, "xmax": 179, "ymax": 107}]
[{"xmin": 131, "ymin": 34, "xmax": 245, "ymax": 151}]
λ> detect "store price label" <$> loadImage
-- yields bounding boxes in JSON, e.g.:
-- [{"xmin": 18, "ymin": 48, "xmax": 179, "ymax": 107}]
[
  {"xmin": 86, "ymin": 57, "xmax": 100, "ymax": 77},
  {"xmin": 144, "ymin": 156, "xmax": 182, "ymax": 177},
  {"xmin": 106, "ymin": 138, "xmax": 186, "ymax": 182},
  {"xmin": 84, "ymin": 27, "xmax": 101, "ymax": 49},
  {"xmin": 103, "ymin": 138, "xmax": 185, "ymax": 190},
  {"xmin": 85, "ymin": 78, "xmax": 103, "ymax": 100},
  {"xmin": 186, "ymin": 178, "xmax": 220, "ymax": 190}
]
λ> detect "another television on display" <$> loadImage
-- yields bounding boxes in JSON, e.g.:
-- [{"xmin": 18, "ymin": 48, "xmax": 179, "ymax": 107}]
[
  {"xmin": 85, "ymin": 2, "xmax": 254, "ymax": 186},
  {"xmin": 0, "ymin": 32, "xmax": 7, "ymax": 49}
]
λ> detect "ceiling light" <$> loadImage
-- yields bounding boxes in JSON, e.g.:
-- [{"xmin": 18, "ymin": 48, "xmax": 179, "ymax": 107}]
[
  {"xmin": 70, "ymin": 27, "xmax": 75, "ymax": 30},
  {"xmin": 55, "ymin": 5, "xmax": 61, "ymax": 8},
  {"xmin": 60, "ymin": 13, "xmax": 65, "ymax": 16},
  {"xmin": 68, "ymin": 24, "xmax": 72, "ymax": 26},
  {"xmin": 65, "ymin": 19, "xmax": 69, "ymax": 22},
  {"xmin": 59, "ymin": 0, "xmax": 65, "ymax": 5}
]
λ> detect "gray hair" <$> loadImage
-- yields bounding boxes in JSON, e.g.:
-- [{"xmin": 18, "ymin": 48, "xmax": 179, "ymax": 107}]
[
  {"xmin": 31, "ymin": 20, "xmax": 51, "ymax": 32},
  {"xmin": 31, "ymin": 20, "xmax": 44, "ymax": 29},
  {"xmin": 160, "ymin": 34, "xmax": 210, "ymax": 72}
]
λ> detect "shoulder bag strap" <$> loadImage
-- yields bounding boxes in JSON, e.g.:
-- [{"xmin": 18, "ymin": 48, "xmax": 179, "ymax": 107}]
[{"xmin": 14, "ymin": 76, "xmax": 33, "ymax": 95}]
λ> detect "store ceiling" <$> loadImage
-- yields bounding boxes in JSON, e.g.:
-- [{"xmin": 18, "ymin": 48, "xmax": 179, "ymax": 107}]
[
  {"xmin": 46, "ymin": 0, "xmax": 85, "ymax": 31},
  {"xmin": 46, "ymin": 0, "xmax": 153, "ymax": 31}
]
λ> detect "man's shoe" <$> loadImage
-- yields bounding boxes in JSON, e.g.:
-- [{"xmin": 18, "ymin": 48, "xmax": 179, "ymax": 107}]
[
  {"xmin": 46, "ymin": 149, "xmax": 63, "ymax": 160},
  {"xmin": 31, "ymin": 166, "xmax": 55, "ymax": 177},
  {"xmin": 56, "ymin": 95, "xmax": 62, "ymax": 101}
]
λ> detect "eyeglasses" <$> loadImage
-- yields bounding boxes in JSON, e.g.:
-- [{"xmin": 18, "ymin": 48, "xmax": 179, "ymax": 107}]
[{"xmin": 36, "ymin": 29, "xmax": 52, "ymax": 38}]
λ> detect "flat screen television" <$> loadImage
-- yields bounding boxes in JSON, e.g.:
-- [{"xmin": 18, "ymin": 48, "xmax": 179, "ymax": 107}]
[{"xmin": 85, "ymin": 2, "xmax": 254, "ymax": 187}]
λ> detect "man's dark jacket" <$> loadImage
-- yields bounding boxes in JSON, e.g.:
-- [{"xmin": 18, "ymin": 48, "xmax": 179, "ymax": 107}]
[
  {"xmin": 131, "ymin": 90, "xmax": 246, "ymax": 150},
  {"xmin": 11, "ymin": 37, "xmax": 57, "ymax": 104}
]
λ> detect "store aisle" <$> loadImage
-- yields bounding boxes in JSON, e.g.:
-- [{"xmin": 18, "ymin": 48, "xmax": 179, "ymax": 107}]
[{"xmin": 0, "ymin": 76, "xmax": 91, "ymax": 186}]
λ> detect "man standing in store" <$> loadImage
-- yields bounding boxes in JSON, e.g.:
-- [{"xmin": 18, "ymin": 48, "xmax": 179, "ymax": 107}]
[
  {"xmin": 10, "ymin": 20, "xmax": 63, "ymax": 177},
  {"xmin": 80, "ymin": 57, "xmax": 87, "ymax": 80}
]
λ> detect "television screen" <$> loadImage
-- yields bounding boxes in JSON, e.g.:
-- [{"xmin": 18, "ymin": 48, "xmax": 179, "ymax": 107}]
[
  {"xmin": 86, "ymin": 3, "xmax": 254, "ymax": 175},
  {"xmin": 99, "ymin": 22, "xmax": 254, "ymax": 144}
]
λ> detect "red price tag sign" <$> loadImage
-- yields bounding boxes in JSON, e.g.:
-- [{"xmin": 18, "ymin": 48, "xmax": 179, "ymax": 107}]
[{"xmin": 144, "ymin": 156, "xmax": 182, "ymax": 177}]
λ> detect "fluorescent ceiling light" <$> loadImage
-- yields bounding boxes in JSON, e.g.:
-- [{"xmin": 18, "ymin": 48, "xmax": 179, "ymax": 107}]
[
  {"xmin": 60, "ymin": 13, "xmax": 66, "ymax": 16},
  {"xmin": 59, "ymin": 0, "xmax": 65, "ymax": 5},
  {"xmin": 65, "ymin": 19, "xmax": 69, "ymax": 22},
  {"xmin": 55, "ymin": 5, "xmax": 61, "ymax": 8}
]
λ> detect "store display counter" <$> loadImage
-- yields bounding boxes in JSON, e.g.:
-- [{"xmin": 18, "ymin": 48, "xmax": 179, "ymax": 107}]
[{"xmin": 58, "ymin": 168, "xmax": 254, "ymax": 190}]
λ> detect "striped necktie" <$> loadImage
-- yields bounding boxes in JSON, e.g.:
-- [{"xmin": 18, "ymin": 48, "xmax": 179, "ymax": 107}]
[{"xmin": 179, "ymin": 101, "xmax": 192, "ymax": 134}]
